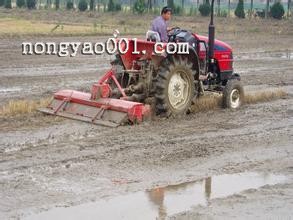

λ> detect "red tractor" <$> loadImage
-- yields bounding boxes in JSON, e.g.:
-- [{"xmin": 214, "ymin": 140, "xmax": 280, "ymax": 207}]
[{"xmin": 40, "ymin": 1, "xmax": 244, "ymax": 127}]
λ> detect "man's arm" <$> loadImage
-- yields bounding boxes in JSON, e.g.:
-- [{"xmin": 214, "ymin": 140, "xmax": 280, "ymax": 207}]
[
  {"xmin": 160, "ymin": 26, "xmax": 168, "ymax": 42},
  {"xmin": 158, "ymin": 20, "xmax": 168, "ymax": 42}
]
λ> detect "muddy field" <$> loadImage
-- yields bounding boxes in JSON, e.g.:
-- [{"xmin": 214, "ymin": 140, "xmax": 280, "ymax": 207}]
[{"xmin": 0, "ymin": 13, "xmax": 293, "ymax": 220}]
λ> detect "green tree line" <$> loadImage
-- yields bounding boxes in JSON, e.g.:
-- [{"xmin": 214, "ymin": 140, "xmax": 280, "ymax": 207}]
[{"xmin": 0, "ymin": 0, "xmax": 291, "ymax": 19}]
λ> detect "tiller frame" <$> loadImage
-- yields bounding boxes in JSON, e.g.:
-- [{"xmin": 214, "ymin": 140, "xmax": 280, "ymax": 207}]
[{"xmin": 39, "ymin": 68, "xmax": 151, "ymax": 127}]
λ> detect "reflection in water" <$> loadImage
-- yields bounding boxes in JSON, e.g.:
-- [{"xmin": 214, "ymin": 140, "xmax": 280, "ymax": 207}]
[
  {"xmin": 147, "ymin": 176, "xmax": 213, "ymax": 219},
  {"xmin": 24, "ymin": 172, "xmax": 289, "ymax": 220},
  {"xmin": 205, "ymin": 176, "xmax": 212, "ymax": 200},
  {"xmin": 148, "ymin": 188, "xmax": 167, "ymax": 220}
]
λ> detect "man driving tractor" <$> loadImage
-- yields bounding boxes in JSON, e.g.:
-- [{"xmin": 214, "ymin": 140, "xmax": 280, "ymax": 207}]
[
  {"xmin": 40, "ymin": 0, "xmax": 244, "ymax": 127},
  {"xmin": 151, "ymin": 6, "xmax": 172, "ymax": 42}
]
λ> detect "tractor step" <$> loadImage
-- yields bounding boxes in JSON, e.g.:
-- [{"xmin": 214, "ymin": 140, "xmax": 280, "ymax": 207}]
[{"xmin": 39, "ymin": 90, "xmax": 150, "ymax": 127}]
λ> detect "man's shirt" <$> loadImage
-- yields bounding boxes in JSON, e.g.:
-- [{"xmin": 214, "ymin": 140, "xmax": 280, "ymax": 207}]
[{"xmin": 151, "ymin": 16, "xmax": 168, "ymax": 42}]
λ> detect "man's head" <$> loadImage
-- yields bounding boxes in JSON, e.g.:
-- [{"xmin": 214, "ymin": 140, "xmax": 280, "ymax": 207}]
[{"xmin": 161, "ymin": 6, "xmax": 172, "ymax": 21}]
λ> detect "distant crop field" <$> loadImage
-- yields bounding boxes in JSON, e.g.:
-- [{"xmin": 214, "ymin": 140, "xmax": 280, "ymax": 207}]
[{"xmin": 0, "ymin": 8, "xmax": 292, "ymax": 38}]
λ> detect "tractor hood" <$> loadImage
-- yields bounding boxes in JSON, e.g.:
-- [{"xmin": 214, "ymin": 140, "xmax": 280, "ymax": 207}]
[{"xmin": 195, "ymin": 34, "xmax": 232, "ymax": 52}]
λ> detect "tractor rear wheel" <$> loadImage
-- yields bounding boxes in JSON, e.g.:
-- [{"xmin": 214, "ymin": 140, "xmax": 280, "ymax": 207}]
[
  {"xmin": 223, "ymin": 79, "xmax": 244, "ymax": 109},
  {"xmin": 155, "ymin": 57, "xmax": 196, "ymax": 116}
]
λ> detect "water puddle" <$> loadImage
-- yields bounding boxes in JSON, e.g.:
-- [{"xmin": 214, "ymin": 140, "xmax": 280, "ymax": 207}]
[
  {"xmin": 235, "ymin": 50, "xmax": 292, "ymax": 61},
  {"xmin": 23, "ymin": 172, "xmax": 289, "ymax": 220},
  {"xmin": 0, "ymin": 87, "xmax": 21, "ymax": 94}
]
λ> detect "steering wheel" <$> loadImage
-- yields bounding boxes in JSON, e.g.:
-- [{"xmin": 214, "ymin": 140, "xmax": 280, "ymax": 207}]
[{"xmin": 167, "ymin": 27, "xmax": 181, "ymax": 42}]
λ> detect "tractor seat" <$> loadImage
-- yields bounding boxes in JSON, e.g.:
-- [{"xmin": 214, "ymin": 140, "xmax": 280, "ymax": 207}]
[{"xmin": 146, "ymin": 30, "xmax": 161, "ymax": 42}]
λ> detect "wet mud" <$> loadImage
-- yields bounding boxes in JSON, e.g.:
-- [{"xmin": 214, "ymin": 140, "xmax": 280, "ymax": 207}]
[
  {"xmin": 0, "ymin": 33, "xmax": 293, "ymax": 219},
  {"xmin": 23, "ymin": 172, "xmax": 290, "ymax": 220}
]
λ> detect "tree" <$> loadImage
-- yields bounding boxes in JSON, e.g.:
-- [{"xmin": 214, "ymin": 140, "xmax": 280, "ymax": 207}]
[
  {"xmin": 27, "ymin": 0, "xmax": 36, "ymax": 9},
  {"xmin": 167, "ymin": 0, "xmax": 175, "ymax": 10},
  {"xmin": 90, "ymin": 0, "xmax": 95, "ymax": 10},
  {"xmin": 235, "ymin": 0, "xmax": 245, "ymax": 18},
  {"xmin": 66, "ymin": 0, "xmax": 74, "ymax": 9},
  {"xmin": 78, "ymin": 0, "xmax": 88, "ymax": 11},
  {"xmin": 108, "ymin": 0, "xmax": 114, "ymax": 11},
  {"xmin": 228, "ymin": 0, "xmax": 230, "ymax": 17},
  {"xmin": 265, "ymin": 0, "xmax": 269, "ymax": 18},
  {"xmin": 115, "ymin": 3, "xmax": 121, "ymax": 11},
  {"xmin": 174, "ymin": 5, "xmax": 183, "ymax": 15},
  {"xmin": 147, "ymin": 0, "xmax": 152, "ymax": 10},
  {"xmin": 100, "ymin": 0, "xmax": 107, "ymax": 12},
  {"xmin": 4, "ymin": 0, "xmax": 12, "ymax": 8},
  {"xmin": 134, "ymin": 0, "xmax": 145, "ymax": 14},
  {"xmin": 97, "ymin": 0, "xmax": 100, "ymax": 11},
  {"xmin": 47, "ymin": 0, "xmax": 52, "ymax": 9},
  {"xmin": 270, "ymin": 2, "xmax": 285, "ymax": 19},
  {"xmin": 107, "ymin": 0, "xmax": 121, "ymax": 12},
  {"xmin": 55, "ymin": 0, "xmax": 60, "ymax": 9},
  {"xmin": 288, "ymin": 0, "xmax": 291, "ymax": 17},
  {"xmin": 199, "ymin": 1, "xmax": 210, "ymax": 16},
  {"xmin": 0, "ymin": 0, "xmax": 4, "ymax": 7},
  {"xmin": 16, "ymin": 0, "xmax": 26, "ymax": 7},
  {"xmin": 249, "ymin": 0, "xmax": 253, "ymax": 18},
  {"xmin": 217, "ymin": 0, "xmax": 220, "ymax": 16}
]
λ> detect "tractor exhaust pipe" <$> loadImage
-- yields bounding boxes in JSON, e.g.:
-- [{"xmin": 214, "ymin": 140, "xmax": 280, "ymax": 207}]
[{"xmin": 208, "ymin": 0, "xmax": 215, "ymax": 61}]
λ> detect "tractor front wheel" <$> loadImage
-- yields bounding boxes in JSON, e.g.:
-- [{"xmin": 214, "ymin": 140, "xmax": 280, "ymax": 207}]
[
  {"xmin": 155, "ymin": 57, "xmax": 196, "ymax": 116},
  {"xmin": 223, "ymin": 79, "xmax": 244, "ymax": 109}
]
